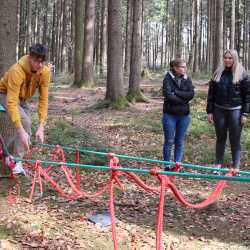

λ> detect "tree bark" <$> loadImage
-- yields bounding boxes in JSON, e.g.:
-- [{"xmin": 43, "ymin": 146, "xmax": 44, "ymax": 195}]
[
  {"xmin": 26, "ymin": 0, "xmax": 32, "ymax": 50},
  {"xmin": 100, "ymin": 0, "xmax": 108, "ymax": 76},
  {"xmin": 94, "ymin": 0, "xmax": 100, "ymax": 72},
  {"xmin": 124, "ymin": 0, "xmax": 133, "ymax": 75},
  {"xmin": 127, "ymin": 0, "xmax": 146, "ymax": 102},
  {"xmin": 81, "ymin": 0, "xmax": 96, "ymax": 87},
  {"xmin": 51, "ymin": 2, "xmax": 57, "ymax": 64},
  {"xmin": 213, "ymin": 0, "xmax": 224, "ymax": 72},
  {"xmin": 0, "ymin": 0, "xmax": 18, "ymax": 76},
  {"xmin": 18, "ymin": 0, "xmax": 26, "ymax": 58},
  {"xmin": 73, "ymin": 0, "xmax": 84, "ymax": 87},
  {"xmin": 106, "ymin": 0, "xmax": 126, "ymax": 105},
  {"xmin": 192, "ymin": 0, "xmax": 200, "ymax": 73},
  {"xmin": 230, "ymin": 0, "xmax": 236, "ymax": 49}
]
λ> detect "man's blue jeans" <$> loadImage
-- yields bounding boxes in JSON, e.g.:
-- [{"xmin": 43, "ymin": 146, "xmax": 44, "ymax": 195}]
[{"xmin": 162, "ymin": 113, "xmax": 190, "ymax": 164}]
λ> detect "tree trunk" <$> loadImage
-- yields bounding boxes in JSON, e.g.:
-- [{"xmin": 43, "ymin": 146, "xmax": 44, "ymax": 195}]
[
  {"xmin": 145, "ymin": 22, "xmax": 150, "ymax": 68},
  {"xmin": 35, "ymin": 1, "xmax": 41, "ymax": 43},
  {"xmin": 106, "ymin": 0, "xmax": 126, "ymax": 107},
  {"xmin": 213, "ymin": 0, "xmax": 224, "ymax": 72},
  {"xmin": 94, "ymin": 0, "xmax": 100, "ymax": 72},
  {"xmin": 192, "ymin": 0, "xmax": 200, "ymax": 73},
  {"xmin": 189, "ymin": 0, "xmax": 195, "ymax": 68},
  {"xmin": 51, "ymin": 2, "xmax": 57, "ymax": 64},
  {"xmin": 176, "ymin": 0, "xmax": 183, "ymax": 57},
  {"xmin": 68, "ymin": 0, "xmax": 75, "ymax": 73},
  {"xmin": 207, "ymin": 0, "xmax": 216, "ymax": 72},
  {"xmin": 57, "ymin": 0, "xmax": 63, "ymax": 72},
  {"xmin": 160, "ymin": 19, "xmax": 164, "ymax": 68},
  {"xmin": 99, "ymin": 0, "xmax": 108, "ymax": 76},
  {"xmin": 81, "ymin": 0, "xmax": 96, "ymax": 87},
  {"xmin": 0, "ymin": 0, "xmax": 18, "ymax": 76},
  {"xmin": 235, "ymin": 0, "xmax": 241, "ymax": 54},
  {"xmin": 26, "ymin": 0, "xmax": 32, "ymax": 50},
  {"xmin": 127, "ymin": 0, "xmax": 147, "ymax": 103},
  {"xmin": 73, "ymin": 0, "xmax": 84, "ymax": 87},
  {"xmin": 230, "ymin": 0, "xmax": 236, "ymax": 49},
  {"xmin": 42, "ymin": 0, "xmax": 49, "ymax": 46},
  {"xmin": 164, "ymin": 0, "xmax": 169, "ymax": 67},
  {"xmin": 60, "ymin": 0, "xmax": 67, "ymax": 72},
  {"xmin": 18, "ymin": 0, "xmax": 26, "ymax": 58},
  {"xmin": 248, "ymin": 2, "xmax": 250, "ymax": 69},
  {"xmin": 124, "ymin": 0, "xmax": 133, "ymax": 75},
  {"xmin": 243, "ymin": 0, "xmax": 248, "ymax": 67}
]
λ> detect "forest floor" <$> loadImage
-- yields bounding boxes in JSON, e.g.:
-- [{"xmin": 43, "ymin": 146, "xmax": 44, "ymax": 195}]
[{"xmin": 0, "ymin": 77, "xmax": 250, "ymax": 250}]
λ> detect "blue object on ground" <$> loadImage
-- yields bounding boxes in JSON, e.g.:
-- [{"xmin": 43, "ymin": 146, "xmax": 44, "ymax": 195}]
[
  {"xmin": 0, "ymin": 104, "xmax": 5, "ymax": 112},
  {"xmin": 88, "ymin": 211, "xmax": 113, "ymax": 227}
]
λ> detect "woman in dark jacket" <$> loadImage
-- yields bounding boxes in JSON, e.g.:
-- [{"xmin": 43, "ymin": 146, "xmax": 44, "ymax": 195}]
[
  {"xmin": 206, "ymin": 49, "xmax": 250, "ymax": 172},
  {"xmin": 162, "ymin": 59, "xmax": 194, "ymax": 170}
]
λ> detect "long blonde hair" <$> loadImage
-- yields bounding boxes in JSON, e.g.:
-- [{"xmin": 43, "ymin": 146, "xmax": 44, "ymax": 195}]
[{"xmin": 212, "ymin": 49, "xmax": 246, "ymax": 84}]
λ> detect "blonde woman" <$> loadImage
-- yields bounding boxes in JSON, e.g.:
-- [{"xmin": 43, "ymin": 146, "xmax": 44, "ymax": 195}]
[{"xmin": 206, "ymin": 49, "xmax": 250, "ymax": 172}]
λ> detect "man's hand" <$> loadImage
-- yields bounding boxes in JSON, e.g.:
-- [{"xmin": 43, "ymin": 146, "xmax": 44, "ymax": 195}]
[
  {"xmin": 207, "ymin": 113, "xmax": 213, "ymax": 124},
  {"xmin": 17, "ymin": 127, "xmax": 30, "ymax": 151},
  {"xmin": 35, "ymin": 124, "xmax": 45, "ymax": 143},
  {"xmin": 241, "ymin": 115, "xmax": 247, "ymax": 125}
]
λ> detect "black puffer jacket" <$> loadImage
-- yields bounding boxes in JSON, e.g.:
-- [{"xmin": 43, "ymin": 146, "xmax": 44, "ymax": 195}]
[
  {"xmin": 206, "ymin": 69, "xmax": 250, "ymax": 114},
  {"xmin": 163, "ymin": 72, "xmax": 194, "ymax": 115}
]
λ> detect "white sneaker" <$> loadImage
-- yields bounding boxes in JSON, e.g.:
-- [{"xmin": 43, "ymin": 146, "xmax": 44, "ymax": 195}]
[{"xmin": 12, "ymin": 161, "xmax": 26, "ymax": 175}]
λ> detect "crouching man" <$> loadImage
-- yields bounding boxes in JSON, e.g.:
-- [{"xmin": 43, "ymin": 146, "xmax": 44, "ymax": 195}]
[{"xmin": 0, "ymin": 44, "xmax": 51, "ymax": 174}]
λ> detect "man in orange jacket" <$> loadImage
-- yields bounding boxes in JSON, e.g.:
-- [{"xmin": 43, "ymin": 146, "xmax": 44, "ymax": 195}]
[{"xmin": 0, "ymin": 44, "xmax": 51, "ymax": 174}]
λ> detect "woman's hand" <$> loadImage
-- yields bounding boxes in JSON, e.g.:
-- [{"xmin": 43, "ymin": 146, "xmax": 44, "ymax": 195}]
[
  {"xmin": 241, "ymin": 115, "xmax": 247, "ymax": 125},
  {"xmin": 207, "ymin": 113, "xmax": 213, "ymax": 123}
]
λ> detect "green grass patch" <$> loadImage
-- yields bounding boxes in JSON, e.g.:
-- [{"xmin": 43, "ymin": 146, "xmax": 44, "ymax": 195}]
[
  {"xmin": 94, "ymin": 97, "xmax": 130, "ymax": 110},
  {"xmin": 112, "ymin": 109, "xmax": 162, "ymax": 133},
  {"xmin": 193, "ymin": 90, "xmax": 208, "ymax": 101},
  {"xmin": 45, "ymin": 119, "xmax": 109, "ymax": 165}
]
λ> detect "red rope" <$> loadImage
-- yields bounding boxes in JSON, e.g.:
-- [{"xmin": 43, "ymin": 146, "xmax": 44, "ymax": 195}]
[
  {"xmin": 155, "ymin": 174, "xmax": 167, "ymax": 250},
  {"xmin": 168, "ymin": 171, "xmax": 234, "ymax": 209},
  {"xmin": 28, "ymin": 170, "xmax": 37, "ymax": 202},
  {"xmin": 20, "ymin": 146, "xmax": 235, "ymax": 250},
  {"xmin": 109, "ymin": 172, "xmax": 118, "ymax": 250},
  {"xmin": 28, "ymin": 161, "xmax": 112, "ymax": 201}
]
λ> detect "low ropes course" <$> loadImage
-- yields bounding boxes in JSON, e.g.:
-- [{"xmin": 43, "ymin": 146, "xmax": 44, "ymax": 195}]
[{"xmin": 1, "ymin": 143, "xmax": 250, "ymax": 250}]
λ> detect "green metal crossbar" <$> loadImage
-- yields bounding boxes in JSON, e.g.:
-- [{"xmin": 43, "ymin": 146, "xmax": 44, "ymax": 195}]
[
  {"xmin": 18, "ymin": 158, "xmax": 250, "ymax": 182},
  {"xmin": 39, "ymin": 143, "xmax": 250, "ymax": 177}
]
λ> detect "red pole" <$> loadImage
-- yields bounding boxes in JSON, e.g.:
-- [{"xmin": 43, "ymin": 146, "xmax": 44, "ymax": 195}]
[{"xmin": 75, "ymin": 149, "xmax": 81, "ymax": 190}]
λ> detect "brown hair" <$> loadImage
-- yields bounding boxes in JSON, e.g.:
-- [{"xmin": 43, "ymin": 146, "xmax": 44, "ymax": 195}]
[
  {"xmin": 169, "ymin": 58, "xmax": 186, "ymax": 70},
  {"xmin": 29, "ymin": 43, "xmax": 48, "ymax": 61}
]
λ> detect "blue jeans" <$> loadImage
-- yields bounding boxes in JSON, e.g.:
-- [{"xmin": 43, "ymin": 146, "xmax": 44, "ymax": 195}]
[{"xmin": 162, "ymin": 113, "xmax": 190, "ymax": 163}]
